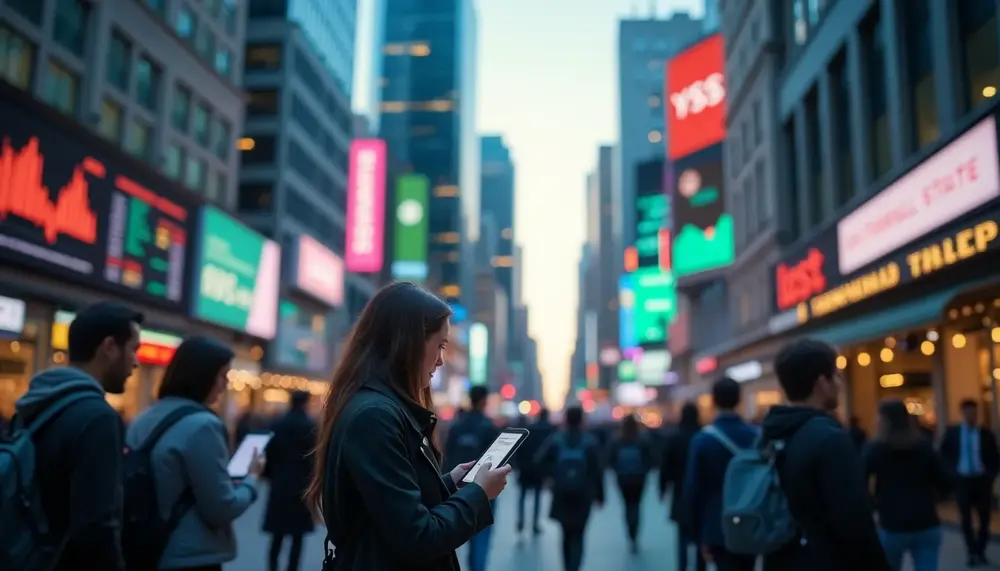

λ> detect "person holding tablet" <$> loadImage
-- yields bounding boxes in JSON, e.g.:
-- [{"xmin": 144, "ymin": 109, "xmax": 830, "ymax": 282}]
[
  {"xmin": 126, "ymin": 336, "xmax": 261, "ymax": 571},
  {"xmin": 305, "ymin": 283, "xmax": 511, "ymax": 571}
]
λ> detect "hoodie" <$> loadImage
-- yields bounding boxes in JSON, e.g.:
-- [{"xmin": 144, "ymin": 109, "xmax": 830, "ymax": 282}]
[
  {"xmin": 16, "ymin": 367, "xmax": 126, "ymax": 571},
  {"xmin": 760, "ymin": 405, "xmax": 889, "ymax": 571}
]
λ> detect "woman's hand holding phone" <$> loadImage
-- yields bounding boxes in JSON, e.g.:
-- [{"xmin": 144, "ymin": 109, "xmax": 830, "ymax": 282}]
[
  {"xmin": 248, "ymin": 448, "xmax": 266, "ymax": 479},
  {"xmin": 472, "ymin": 462, "xmax": 512, "ymax": 499}
]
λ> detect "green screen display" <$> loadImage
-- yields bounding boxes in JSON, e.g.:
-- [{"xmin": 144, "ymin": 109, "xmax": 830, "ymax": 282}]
[
  {"xmin": 391, "ymin": 174, "xmax": 429, "ymax": 281},
  {"xmin": 630, "ymin": 267, "xmax": 677, "ymax": 345},
  {"xmin": 672, "ymin": 146, "xmax": 734, "ymax": 277}
]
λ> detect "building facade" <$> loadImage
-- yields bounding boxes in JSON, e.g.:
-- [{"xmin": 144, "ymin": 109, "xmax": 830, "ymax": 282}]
[
  {"xmin": 595, "ymin": 145, "xmax": 619, "ymax": 391},
  {"xmin": 480, "ymin": 135, "xmax": 516, "ymax": 353},
  {"xmin": 378, "ymin": 0, "xmax": 478, "ymax": 304}
]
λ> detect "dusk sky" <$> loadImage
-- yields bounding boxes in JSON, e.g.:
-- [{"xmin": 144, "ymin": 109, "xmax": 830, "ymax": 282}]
[{"xmin": 354, "ymin": 0, "xmax": 705, "ymax": 408}]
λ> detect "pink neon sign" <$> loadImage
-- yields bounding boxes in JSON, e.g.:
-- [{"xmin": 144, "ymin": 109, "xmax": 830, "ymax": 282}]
[{"xmin": 345, "ymin": 139, "xmax": 387, "ymax": 272}]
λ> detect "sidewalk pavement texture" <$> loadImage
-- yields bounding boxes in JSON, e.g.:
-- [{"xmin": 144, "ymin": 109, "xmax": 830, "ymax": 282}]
[{"xmin": 227, "ymin": 476, "xmax": 999, "ymax": 571}]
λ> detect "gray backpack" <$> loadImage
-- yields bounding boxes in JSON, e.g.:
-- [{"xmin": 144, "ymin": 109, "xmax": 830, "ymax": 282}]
[{"xmin": 703, "ymin": 425, "xmax": 799, "ymax": 555}]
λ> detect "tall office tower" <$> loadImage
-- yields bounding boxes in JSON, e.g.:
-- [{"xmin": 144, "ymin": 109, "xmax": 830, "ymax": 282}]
[
  {"xmin": 0, "ymin": 0, "xmax": 247, "ymax": 209},
  {"xmin": 480, "ymin": 135, "xmax": 516, "ymax": 354},
  {"xmin": 595, "ymin": 145, "xmax": 619, "ymax": 391},
  {"xmin": 379, "ymin": 0, "xmax": 479, "ymax": 305},
  {"xmin": 571, "ymin": 243, "xmax": 596, "ymax": 392},
  {"xmin": 617, "ymin": 12, "xmax": 702, "ymax": 249},
  {"xmin": 702, "ymin": 0, "xmax": 721, "ymax": 33},
  {"xmin": 240, "ymin": 8, "xmax": 376, "ymax": 378}
]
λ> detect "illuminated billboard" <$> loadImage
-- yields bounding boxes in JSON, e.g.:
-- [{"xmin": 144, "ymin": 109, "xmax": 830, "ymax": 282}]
[
  {"xmin": 619, "ymin": 274, "xmax": 638, "ymax": 350},
  {"xmin": 665, "ymin": 33, "xmax": 726, "ymax": 160},
  {"xmin": 345, "ymin": 139, "xmax": 387, "ymax": 273},
  {"xmin": 469, "ymin": 322, "xmax": 488, "ymax": 386},
  {"xmin": 391, "ymin": 174, "xmax": 429, "ymax": 281},
  {"xmin": 672, "ymin": 144, "xmax": 733, "ymax": 277},
  {"xmin": 634, "ymin": 158, "xmax": 670, "ymax": 268},
  {"xmin": 631, "ymin": 266, "xmax": 677, "ymax": 346}
]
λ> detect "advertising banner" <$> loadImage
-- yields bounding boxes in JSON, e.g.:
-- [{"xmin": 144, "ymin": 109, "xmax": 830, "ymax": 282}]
[
  {"xmin": 665, "ymin": 34, "xmax": 726, "ymax": 160},
  {"xmin": 837, "ymin": 115, "xmax": 1000, "ymax": 274},
  {"xmin": 293, "ymin": 234, "xmax": 344, "ymax": 307},
  {"xmin": 631, "ymin": 266, "xmax": 678, "ymax": 346},
  {"xmin": 391, "ymin": 174, "xmax": 429, "ymax": 281},
  {"xmin": 274, "ymin": 300, "xmax": 330, "ymax": 373},
  {"xmin": 672, "ymin": 144, "xmax": 733, "ymax": 277},
  {"xmin": 619, "ymin": 274, "xmax": 638, "ymax": 350},
  {"xmin": 0, "ymin": 92, "xmax": 194, "ymax": 310},
  {"xmin": 634, "ymin": 158, "xmax": 669, "ymax": 267},
  {"xmin": 345, "ymin": 139, "xmax": 387, "ymax": 273},
  {"xmin": 469, "ymin": 322, "xmax": 488, "ymax": 386},
  {"xmin": 192, "ymin": 206, "xmax": 281, "ymax": 339}
]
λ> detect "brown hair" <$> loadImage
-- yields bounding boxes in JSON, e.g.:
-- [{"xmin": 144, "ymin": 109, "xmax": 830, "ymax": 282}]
[
  {"xmin": 304, "ymin": 282, "xmax": 452, "ymax": 518},
  {"xmin": 876, "ymin": 399, "xmax": 922, "ymax": 448}
]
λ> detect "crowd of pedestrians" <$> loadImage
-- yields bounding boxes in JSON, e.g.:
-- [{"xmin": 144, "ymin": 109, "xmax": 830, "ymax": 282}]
[{"xmin": 3, "ymin": 283, "xmax": 1000, "ymax": 571}]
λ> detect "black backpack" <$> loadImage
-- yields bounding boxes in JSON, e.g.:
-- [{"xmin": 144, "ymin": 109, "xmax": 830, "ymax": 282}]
[
  {"xmin": 0, "ymin": 390, "xmax": 103, "ymax": 571},
  {"xmin": 552, "ymin": 435, "xmax": 590, "ymax": 495},
  {"xmin": 121, "ymin": 405, "xmax": 203, "ymax": 571}
]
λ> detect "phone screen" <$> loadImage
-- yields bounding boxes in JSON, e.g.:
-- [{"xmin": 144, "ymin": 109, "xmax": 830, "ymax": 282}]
[
  {"xmin": 228, "ymin": 433, "xmax": 272, "ymax": 478},
  {"xmin": 461, "ymin": 430, "xmax": 528, "ymax": 484}
]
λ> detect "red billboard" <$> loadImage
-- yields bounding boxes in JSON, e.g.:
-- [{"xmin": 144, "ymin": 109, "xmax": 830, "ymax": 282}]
[{"xmin": 665, "ymin": 34, "xmax": 726, "ymax": 160}]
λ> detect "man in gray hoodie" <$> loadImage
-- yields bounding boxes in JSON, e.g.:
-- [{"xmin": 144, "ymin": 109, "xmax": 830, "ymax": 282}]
[{"xmin": 16, "ymin": 301, "xmax": 143, "ymax": 571}]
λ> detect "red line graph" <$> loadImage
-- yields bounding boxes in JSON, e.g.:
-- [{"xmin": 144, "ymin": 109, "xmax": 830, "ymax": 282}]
[{"xmin": 0, "ymin": 136, "xmax": 99, "ymax": 245}]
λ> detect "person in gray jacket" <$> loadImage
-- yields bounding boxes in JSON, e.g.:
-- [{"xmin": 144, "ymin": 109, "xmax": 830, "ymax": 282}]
[{"xmin": 126, "ymin": 336, "xmax": 262, "ymax": 571}]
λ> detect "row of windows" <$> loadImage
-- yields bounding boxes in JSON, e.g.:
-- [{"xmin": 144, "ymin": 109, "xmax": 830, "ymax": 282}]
[
  {"xmin": 238, "ymin": 181, "xmax": 346, "ymax": 254},
  {"xmin": 732, "ymin": 158, "xmax": 770, "ymax": 251},
  {"xmin": 238, "ymin": 133, "xmax": 346, "ymax": 209},
  {"xmin": 171, "ymin": 2, "xmax": 235, "ymax": 79},
  {"xmin": 290, "ymin": 95, "xmax": 349, "ymax": 174},
  {"xmin": 144, "ymin": 0, "xmax": 240, "ymax": 39}
]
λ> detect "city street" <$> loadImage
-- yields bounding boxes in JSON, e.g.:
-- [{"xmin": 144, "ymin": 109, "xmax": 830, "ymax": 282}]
[{"xmin": 227, "ymin": 476, "xmax": 993, "ymax": 571}]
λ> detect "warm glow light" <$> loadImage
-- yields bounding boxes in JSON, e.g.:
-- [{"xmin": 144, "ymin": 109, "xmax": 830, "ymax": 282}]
[
  {"xmin": 920, "ymin": 341, "xmax": 935, "ymax": 356},
  {"xmin": 880, "ymin": 374, "xmax": 904, "ymax": 388},
  {"xmin": 648, "ymin": 130, "xmax": 662, "ymax": 143},
  {"xmin": 992, "ymin": 327, "xmax": 1000, "ymax": 343},
  {"xmin": 582, "ymin": 400, "xmax": 596, "ymax": 413},
  {"xmin": 953, "ymin": 333, "xmax": 967, "ymax": 349},
  {"xmin": 927, "ymin": 330, "xmax": 939, "ymax": 342},
  {"xmin": 237, "ymin": 137, "xmax": 255, "ymax": 151},
  {"xmin": 518, "ymin": 400, "xmax": 531, "ymax": 415},
  {"xmin": 884, "ymin": 337, "xmax": 896, "ymax": 349},
  {"xmin": 994, "ymin": 369, "xmax": 1000, "ymax": 381},
  {"xmin": 836, "ymin": 355, "xmax": 847, "ymax": 370},
  {"xmin": 500, "ymin": 383, "xmax": 516, "ymax": 400},
  {"xmin": 857, "ymin": 352, "xmax": 871, "ymax": 367},
  {"xmin": 612, "ymin": 406, "xmax": 624, "ymax": 420},
  {"xmin": 880, "ymin": 348, "xmax": 894, "ymax": 363},
  {"xmin": 985, "ymin": 86, "xmax": 997, "ymax": 98}
]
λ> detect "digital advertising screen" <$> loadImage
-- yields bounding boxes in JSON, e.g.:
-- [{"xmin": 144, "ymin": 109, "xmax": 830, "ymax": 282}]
[
  {"xmin": 665, "ymin": 33, "xmax": 726, "ymax": 160},
  {"xmin": 391, "ymin": 174, "xmax": 429, "ymax": 281},
  {"xmin": 273, "ymin": 299, "xmax": 330, "ymax": 373},
  {"xmin": 0, "ymin": 90, "xmax": 195, "ymax": 310},
  {"xmin": 631, "ymin": 266, "xmax": 677, "ymax": 346},
  {"xmin": 619, "ymin": 273, "xmax": 638, "ymax": 350},
  {"xmin": 672, "ymin": 144, "xmax": 733, "ymax": 277},
  {"xmin": 345, "ymin": 139, "xmax": 387, "ymax": 273},
  {"xmin": 293, "ymin": 234, "xmax": 344, "ymax": 307},
  {"xmin": 634, "ymin": 158, "xmax": 669, "ymax": 268}
]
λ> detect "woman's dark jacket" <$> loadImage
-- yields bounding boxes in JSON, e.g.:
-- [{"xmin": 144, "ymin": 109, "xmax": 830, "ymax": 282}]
[
  {"xmin": 864, "ymin": 437, "xmax": 952, "ymax": 532},
  {"xmin": 262, "ymin": 408, "xmax": 317, "ymax": 536},
  {"xmin": 322, "ymin": 379, "xmax": 493, "ymax": 571},
  {"xmin": 659, "ymin": 426, "xmax": 697, "ymax": 525}
]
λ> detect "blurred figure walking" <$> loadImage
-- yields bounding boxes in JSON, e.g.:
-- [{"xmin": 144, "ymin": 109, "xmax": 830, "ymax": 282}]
[
  {"xmin": 608, "ymin": 414, "xmax": 652, "ymax": 552},
  {"xmin": 515, "ymin": 408, "xmax": 555, "ymax": 536},
  {"xmin": 660, "ymin": 402, "xmax": 705, "ymax": 571},
  {"xmin": 262, "ymin": 391, "xmax": 317, "ymax": 571}
]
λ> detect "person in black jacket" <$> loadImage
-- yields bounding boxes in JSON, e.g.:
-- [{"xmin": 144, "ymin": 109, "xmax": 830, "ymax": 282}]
[
  {"xmin": 939, "ymin": 398, "xmax": 1000, "ymax": 566},
  {"xmin": 607, "ymin": 414, "xmax": 653, "ymax": 552},
  {"xmin": 659, "ymin": 402, "xmax": 704, "ymax": 571},
  {"xmin": 514, "ymin": 408, "xmax": 556, "ymax": 536},
  {"xmin": 14, "ymin": 301, "xmax": 143, "ymax": 571},
  {"xmin": 865, "ymin": 400, "xmax": 951, "ymax": 571},
  {"xmin": 304, "ymin": 283, "xmax": 511, "ymax": 571},
  {"xmin": 262, "ymin": 390, "xmax": 317, "ymax": 571},
  {"xmin": 761, "ymin": 339, "xmax": 889, "ymax": 571}
]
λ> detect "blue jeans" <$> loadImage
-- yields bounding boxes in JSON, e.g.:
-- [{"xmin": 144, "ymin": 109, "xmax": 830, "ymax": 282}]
[
  {"xmin": 878, "ymin": 527, "xmax": 942, "ymax": 571},
  {"xmin": 467, "ymin": 500, "xmax": 496, "ymax": 571}
]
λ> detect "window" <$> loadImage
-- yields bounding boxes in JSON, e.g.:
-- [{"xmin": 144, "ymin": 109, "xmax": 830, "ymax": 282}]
[
  {"xmin": 0, "ymin": 27, "xmax": 36, "ymax": 90},
  {"xmin": 205, "ymin": 170, "xmax": 224, "ymax": 202},
  {"xmin": 98, "ymin": 99, "xmax": 123, "ymax": 142},
  {"xmin": 184, "ymin": 157, "xmax": 205, "ymax": 190},
  {"xmin": 904, "ymin": 0, "xmax": 938, "ymax": 149},
  {"xmin": 792, "ymin": 0, "xmax": 807, "ymax": 45},
  {"xmin": 755, "ymin": 159, "xmax": 767, "ymax": 230},
  {"xmin": 239, "ymin": 183, "xmax": 274, "ymax": 212},
  {"xmin": 752, "ymin": 100, "xmax": 762, "ymax": 144},
  {"xmin": 863, "ymin": 12, "xmax": 891, "ymax": 181},
  {"xmin": 8, "ymin": 0, "xmax": 43, "ymax": 25},
  {"xmin": 174, "ymin": 7, "xmax": 196, "ymax": 42},
  {"xmin": 831, "ymin": 53, "xmax": 855, "ymax": 207},
  {"xmin": 53, "ymin": 0, "xmax": 90, "ymax": 56},
  {"xmin": 143, "ymin": 0, "xmax": 165, "ymax": 15},
  {"xmin": 125, "ymin": 119, "xmax": 153, "ymax": 161},
  {"xmin": 287, "ymin": 140, "xmax": 340, "ymax": 205},
  {"xmin": 136, "ymin": 56, "xmax": 161, "ymax": 111},
  {"xmin": 214, "ymin": 49, "xmax": 232, "ymax": 78},
  {"xmin": 241, "ymin": 135, "xmax": 277, "ymax": 164},
  {"xmin": 805, "ymin": 88, "xmax": 823, "ymax": 226},
  {"xmin": 195, "ymin": 29, "xmax": 215, "ymax": 62},
  {"xmin": 958, "ymin": 0, "xmax": 999, "ymax": 112},
  {"xmin": 172, "ymin": 85, "xmax": 192, "ymax": 131},
  {"xmin": 106, "ymin": 30, "xmax": 131, "ymax": 91},
  {"xmin": 783, "ymin": 119, "xmax": 800, "ymax": 240},
  {"xmin": 245, "ymin": 44, "xmax": 282, "ymax": 70},
  {"xmin": 742, "ymin": 119, "xmax": 752, "ymax": 160},
  {"xmin": 247, "ymin": 89, "xmax": 279, "ymax": 115},
  {"xmin": 222, "ymin": 0, "xmax": 239, "ymax": 34},
  {"xmin": 164, "ymin": 144, "xmax": 183, "ymax": 179},
  {"xmin": 193, "ymin": 105, "xmax": 211, "ymax": 147},
  {"xmin": 213, "ymin": 119, "xmax": 231, "ymax": 159},
  {"xmin": 43, "ymin": 61, "xmax": 79, "ymax": 116}
]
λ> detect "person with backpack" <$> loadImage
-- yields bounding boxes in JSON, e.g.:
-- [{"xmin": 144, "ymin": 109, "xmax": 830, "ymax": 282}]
[
  {"xmin": 682, "ymin": 376, "xmax": 759, "ymax": 571},
  {"xmin": 607, "ymin": 414, "xmax": 652, "ymax": 552},
  {"xmin": 534, "ymin": 405, "xmax": 605, "ymax": 571},
  {"xmin": 514, "ymin": 407, "xmax": 555, "ymax": 536},
  {"xmin": 443, "ymin": 385, "xmax": 500, "ymax": 571},
  {"xmin": 125, "ymin": 336, "xmax": 262, "ymax": 571},
  {"xmin": 2, "ymin": 302, "xmax": 143, "ymax": 571},
  {"xmin": 759, "ymin": 339, "xmax": 889, "ymax": 571},
  {"xmin": 659, "ymin": 402, "xmax": 705, "ymax": 571}
]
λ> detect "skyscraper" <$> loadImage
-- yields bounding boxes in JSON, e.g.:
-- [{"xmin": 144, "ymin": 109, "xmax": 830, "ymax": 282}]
[
  {"xmin": 379, "ymin": 0, "xmax": 479, "ymax": 304},
  {"xmin": 480, "ymin": 135, "xmax": 516, "ymax": 351}
]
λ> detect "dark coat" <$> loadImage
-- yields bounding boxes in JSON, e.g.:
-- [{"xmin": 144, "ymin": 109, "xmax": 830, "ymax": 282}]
[
  {"xmin": 262, "ymin": 409, "xmax": 317, "ymax": 536},
  {"xmin": 940, "ymin": 424, "xmax": 1000, "ymax": 478},
  {"xmin": 760, "ymin": 406, "xmax": 889, "ymax": 571},
  {"xmin": 659, "ymin": 425, "xmax": 698, "ymax": 525},
  {"xmin": 442, "ymin": 410, "xmax": 499, "ymax": 471},
  {"xmin": 864, "ymin": 438, "xmax": 951, "ymax": 532},
  {"xmin": 322, "ymin": 379, "xmax": 493, "ymax": 571},
  {"xmin": 514, "ymin": 419, "xmax": 556, "ymax": 487},
  {"xmin": 534, "ymin": 429, "xmax": 605, "ymax": 526}
]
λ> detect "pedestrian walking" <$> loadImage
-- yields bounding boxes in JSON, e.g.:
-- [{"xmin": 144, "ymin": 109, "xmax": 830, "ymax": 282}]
[
  {"xmin": 608, "ymin": 414, "xmax": 652, "ymax": 552},
  {"xmin": 515, "ymin": 408, "xmax": 556, "ymax": 536},
  {"xmin": 659, "ymin": 402, "xmax": 705, "ymax": 571}
]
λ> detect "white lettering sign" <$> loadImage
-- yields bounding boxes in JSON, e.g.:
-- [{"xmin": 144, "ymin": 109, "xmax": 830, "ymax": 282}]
[
  {"xmin": 669, "ymin": 72, "xmax": 726, "ymax": 120},
  {"xmin": 351, "ymin": 149, "xmax": 377, "ymax": 256},
  {"xmin": 200, "ymin": 264, "xmax": 253, "ymax": 310}
]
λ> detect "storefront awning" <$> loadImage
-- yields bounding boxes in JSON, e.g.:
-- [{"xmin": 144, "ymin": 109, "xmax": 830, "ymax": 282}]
[{"xmin": 811, "ymin": 287, "xmax": 960, "ymax": 346}]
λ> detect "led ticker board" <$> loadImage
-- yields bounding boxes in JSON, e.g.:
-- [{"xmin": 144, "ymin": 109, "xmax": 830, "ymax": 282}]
[
  {"xmin": 0, "ymin": 89, "xmax": 193, "ymax": 310},
  {"xmin": 631, "ymin": 266, "xmax": 677, "ymax": 346},
  {"xmin": 634, "ymin": 159, "xmax": 669, "ymax": 268},
  {"xmin": 672, "ymin": 144, "xmax": 734, "ymax": 277}
]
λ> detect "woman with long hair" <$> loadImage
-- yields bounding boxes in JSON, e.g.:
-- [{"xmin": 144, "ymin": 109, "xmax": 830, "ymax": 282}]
[
  {"xmin": 126, "ymin": 336, "xmax": 261, "ymax": 571},
  {"xmin": 659, "ymin": 402, "xmax": 705, "ymax": 571},
  {"xmin": 305, "ymin": 282, "xmax": 511, "ymax": 571},
  {"xmin": 864, "ymin": 400, "xmax": 951, "ymax": 571},
  {"xmin": 608, "ymin": 414, "xmax": 652, "ymax": 552}
]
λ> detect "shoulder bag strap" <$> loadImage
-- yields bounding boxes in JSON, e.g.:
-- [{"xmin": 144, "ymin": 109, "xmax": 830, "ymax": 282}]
[
  {"xmin": 25, "ymin": 390, "xmax": 104, "ymax": 435},
  {"xmin": 144, "ymin": 405, "xmax": 206, "ymax": 536},
  {"xmin": 702, "ymin": 424, "xmax": 743, "ymax": 456}
]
